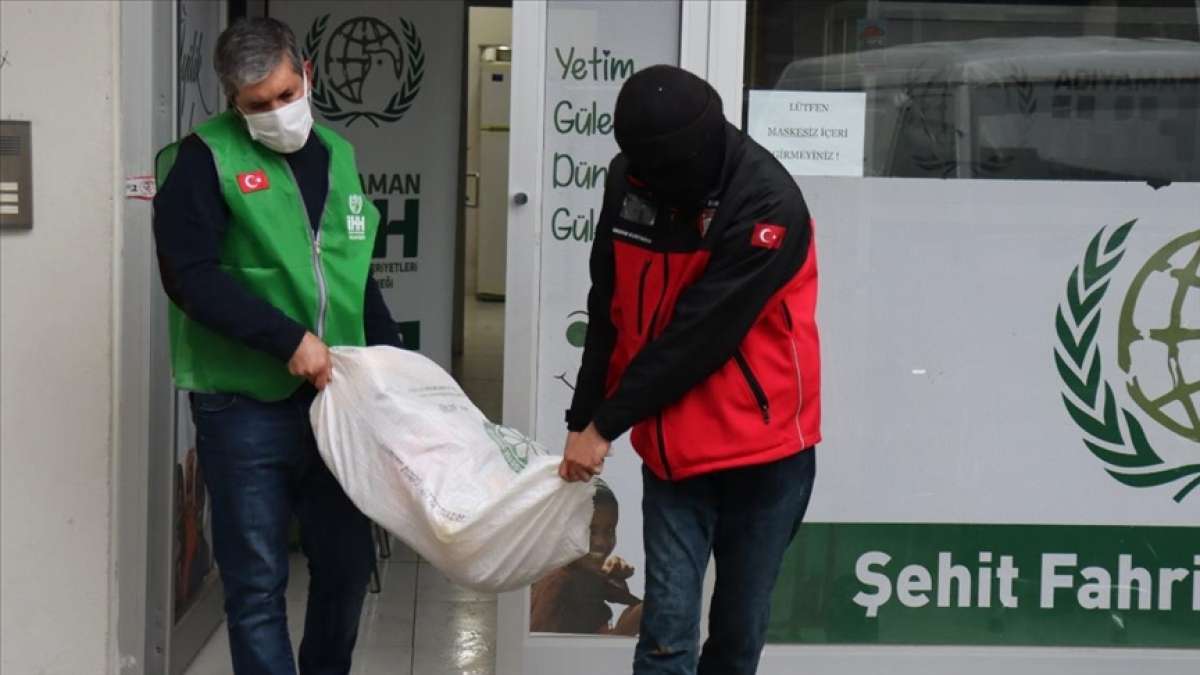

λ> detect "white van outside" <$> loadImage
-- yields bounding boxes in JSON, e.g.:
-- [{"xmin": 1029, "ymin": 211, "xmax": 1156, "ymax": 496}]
[{"xmin": 773, "ymin": 36, "xmax": 1200, "ymax": 182}]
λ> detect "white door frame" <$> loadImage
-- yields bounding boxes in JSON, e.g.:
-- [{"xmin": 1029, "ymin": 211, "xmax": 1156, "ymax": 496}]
[
  {"xmin": 682, "ymin": 0, "xmax": 747, "ymax": 128},
  {"xmin": 496, "ymin": 5, "xmax": 544, "ymax": 672},
  {"xmin": 115, "ymin": 3, "xmax": 173, "ymax": 672}
]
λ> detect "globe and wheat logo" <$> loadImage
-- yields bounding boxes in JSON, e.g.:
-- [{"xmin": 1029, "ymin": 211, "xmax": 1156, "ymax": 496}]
[
  {"xmin": 1055, "ymin": 221, "xmax": 1200, "ymax": 502},
  {"xmin": 304, "ymin": 14, "xmax": 425, "ymax": 127}
]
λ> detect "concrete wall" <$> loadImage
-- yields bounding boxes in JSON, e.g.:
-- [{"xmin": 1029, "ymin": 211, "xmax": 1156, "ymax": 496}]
[{"xmin": 0, "ymin": 2, "xmax": 121, "ymax": 673}]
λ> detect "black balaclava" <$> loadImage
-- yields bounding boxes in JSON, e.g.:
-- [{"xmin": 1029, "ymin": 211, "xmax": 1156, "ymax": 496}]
[{"xmin": 614, "ymin": 65, "xmax": 727, "ymax": 208}]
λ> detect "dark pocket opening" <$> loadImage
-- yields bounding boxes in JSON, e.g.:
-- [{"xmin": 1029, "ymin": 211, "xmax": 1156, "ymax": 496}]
[
  {"xmin": 189, "ymin": 392, "xmax": 239, "ymax": 414},
  {"xmin": 733, "ymin": 351, "xmax": 771, "ymax": 424}
]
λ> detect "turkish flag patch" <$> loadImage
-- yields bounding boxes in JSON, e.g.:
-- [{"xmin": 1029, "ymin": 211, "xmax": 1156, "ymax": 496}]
[
  {"xmin": 237, "ymin": 170, "xmax": 270, "ymax": 194},
  {"xmin": 752, "ymin": 222, "xmax": 786, "ymax": 250}
]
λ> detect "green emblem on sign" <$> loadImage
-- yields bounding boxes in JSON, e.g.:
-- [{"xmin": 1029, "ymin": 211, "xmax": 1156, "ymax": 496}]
[
  {"xmin": 484, "ymin": 422, "xmax": 541, "ymax": 473},
  {"xmin": 304, "ymin": 14, "xmax": 425, "ymax": 127},
  {"xmin": 1055, "ymin": 221, "xmax": 1200, "ymax": 502},
  {"xmin": 566, "ymin": 311, "xmax": 588, "ymax": 348},
  {"xmin": 554, "ymin": 310, "xmax": 589, "ymax": 391}
]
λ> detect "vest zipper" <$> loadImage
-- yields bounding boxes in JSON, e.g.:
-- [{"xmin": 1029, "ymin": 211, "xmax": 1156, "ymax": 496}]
[
  {"xmin": 734, "ymin": 350, "xmax": 771, "ymax": 424},
  {"xmin": 283, "ymin": 162, "xmax": 330, "ymax": 339},
  {"xmin": 636, "ymin": 260, "xmax": 651, "ymax": 335},
  {"xmin": 316, "ymin": 163, "xmax": 333, "ymax": 336}
]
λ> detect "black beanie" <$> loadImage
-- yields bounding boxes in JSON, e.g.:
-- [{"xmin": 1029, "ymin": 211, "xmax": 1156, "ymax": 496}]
[{"xmin": 614, "ymin": 65, "xmax": 726, "ymax": 203}]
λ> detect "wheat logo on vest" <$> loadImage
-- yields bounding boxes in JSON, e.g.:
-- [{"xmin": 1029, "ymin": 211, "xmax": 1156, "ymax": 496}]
[
  {"xmin": 347, "ymin": 193, "xmax": 367, "ymax": 241},
  {"xmin": 303, "ymin": 14, "xmax": 426, "ymax": 128}
]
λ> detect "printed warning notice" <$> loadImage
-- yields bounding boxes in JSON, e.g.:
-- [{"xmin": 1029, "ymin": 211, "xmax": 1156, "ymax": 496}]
[{"xmin": 747, "ymin": 90, "xmax": 867, "ymax": 177}]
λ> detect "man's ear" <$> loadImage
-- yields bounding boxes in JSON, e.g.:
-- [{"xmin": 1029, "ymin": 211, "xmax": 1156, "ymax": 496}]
[{"xmin": 304, "ymin": 59, "xmax": 314, "ymax": 83}]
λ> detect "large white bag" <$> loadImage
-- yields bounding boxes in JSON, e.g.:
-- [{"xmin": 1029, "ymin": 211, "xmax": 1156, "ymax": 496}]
[{"xmin": 311, "ymin": 346, "xmax": 594, "ymax": 592}]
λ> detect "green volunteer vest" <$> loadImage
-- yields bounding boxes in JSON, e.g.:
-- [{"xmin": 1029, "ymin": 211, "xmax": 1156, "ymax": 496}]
[{"xmin": 156, "ymin": 110, "xmax": 379, "ymax": 401}]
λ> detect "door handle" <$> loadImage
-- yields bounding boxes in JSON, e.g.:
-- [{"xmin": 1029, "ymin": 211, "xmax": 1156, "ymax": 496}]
[
  {"xmin": 513, "ymin": 192, "xmax": 528, "ymax": 205},
  {"xmin": 465, "ymin": 171, "xmax": 481, "ymax": 207}
]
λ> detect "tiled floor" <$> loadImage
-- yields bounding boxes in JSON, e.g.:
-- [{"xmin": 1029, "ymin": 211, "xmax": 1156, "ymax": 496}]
[
  {"xmin": 185, "ymin": 295, "xmax": 505, "ymax": 675},
  {"xmin": 184, "ymin": 547, "xmax": 497, "ymax": 675}
]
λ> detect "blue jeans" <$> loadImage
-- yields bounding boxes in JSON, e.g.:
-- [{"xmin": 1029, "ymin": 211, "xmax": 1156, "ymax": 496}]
[
  {"xmin": 634, "ymin": 449, "xmax": 816, "ymax": 675},
  {"xmin": 191, "ymin": 387, "xmax": 374, "ymax": 675}
]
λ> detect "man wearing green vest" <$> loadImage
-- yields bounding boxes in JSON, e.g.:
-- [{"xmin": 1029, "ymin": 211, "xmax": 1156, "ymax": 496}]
[{"xmin": 152, "ymin": 18, "xmax": 399, "ymax": 675}]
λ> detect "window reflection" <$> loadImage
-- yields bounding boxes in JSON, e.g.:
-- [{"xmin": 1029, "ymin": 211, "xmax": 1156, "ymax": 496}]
[{"xmin": 745, "ymin": 1, "xmax": 1200, "ymax": 181}]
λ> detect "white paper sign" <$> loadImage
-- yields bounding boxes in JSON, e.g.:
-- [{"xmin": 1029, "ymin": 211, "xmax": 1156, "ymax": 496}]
[
  {"xmin": 747, "ymin": 90, "xmax": 867, "ymax": 177},
  {"xmin": 124, "ymin": 176, "xmax": 157, "ymax": 201}
]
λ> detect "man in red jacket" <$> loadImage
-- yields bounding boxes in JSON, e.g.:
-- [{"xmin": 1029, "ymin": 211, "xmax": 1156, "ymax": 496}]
[{"xmin": 560, "ymin": 65, "xmax": 820, "ymax": 675}]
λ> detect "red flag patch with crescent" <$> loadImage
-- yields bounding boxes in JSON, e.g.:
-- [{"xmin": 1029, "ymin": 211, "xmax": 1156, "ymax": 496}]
[
  {"xmin": 752, "ymin": 222, "xmax": 786, "ymax": 250},
  {"xmin": 237, "ymin": 170, "xmax": 270, "ymax": 194}
]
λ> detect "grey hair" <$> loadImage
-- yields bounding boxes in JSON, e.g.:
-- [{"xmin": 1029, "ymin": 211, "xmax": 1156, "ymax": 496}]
[{"xmin": 214, "ymin": 18, "xmax": 304, "ymax": 100}]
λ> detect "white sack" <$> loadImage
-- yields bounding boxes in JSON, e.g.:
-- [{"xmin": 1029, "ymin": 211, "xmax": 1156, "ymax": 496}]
[{"xmin": 311, "ymin": 346, "xmax": 593, "ymax": 592}]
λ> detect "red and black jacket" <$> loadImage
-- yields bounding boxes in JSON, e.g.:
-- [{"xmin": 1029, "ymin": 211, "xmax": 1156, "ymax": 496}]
[{"xmin": 567, "ymin": 123, "xmax": 821, "ymax": 480}]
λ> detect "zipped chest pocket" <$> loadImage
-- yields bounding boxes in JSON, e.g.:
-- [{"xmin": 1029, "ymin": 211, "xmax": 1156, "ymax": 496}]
[
  {"xmin": 636, "ymin": 260, "xmax": 651, "ymax": 335},
  {"xmin": 635, "ymin": 254, "xmax": 671, "ymax": 340}
]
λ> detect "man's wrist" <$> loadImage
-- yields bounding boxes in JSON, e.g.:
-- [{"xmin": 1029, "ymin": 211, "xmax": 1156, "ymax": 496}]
[
  {"xmin": 591, "ymin": 407, "xmax": 626, "ymax": 442},
  {"xmin": 273, "ymin": 322, "xmax": 309, "ymax": 363},
  {"xmin": 565, "ymin": 408, "xmax": 591, "ymax": 433}
]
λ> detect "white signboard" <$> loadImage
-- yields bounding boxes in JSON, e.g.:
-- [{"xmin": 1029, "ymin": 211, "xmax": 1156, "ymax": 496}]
[
  {"xmin": 799, "ymin": 178, "xmax": 1199, "ymax": 527},
  {"xmin": 747, "ymin": 90, "xmax": 867, "ymax": 177},
  {"xmin": 273, "ymin": 0, "xmax": 464, "ymax": 368},
  {"xmin": 757, "ymin": 176, "xmax": 1199, "ymax": 666}
]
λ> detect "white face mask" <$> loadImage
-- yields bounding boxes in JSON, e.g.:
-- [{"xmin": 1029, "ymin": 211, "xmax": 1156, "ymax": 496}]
[{"xmin": 239, "ymin": 73, "xmax": 314, "ymax": 154}]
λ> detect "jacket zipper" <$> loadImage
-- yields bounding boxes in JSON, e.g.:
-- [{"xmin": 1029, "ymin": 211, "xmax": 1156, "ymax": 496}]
[
  {"xmin": 658, "ymin": 254, "xmax": 670, "ymax": 329},
  {"xmin": 733, "ymin": 351, "xmax": 771, "ymax": 424},
  {"xmin": 636, "ymin": 260, "xmax": 651, "ymax": 335},
  {"xmin": 656, "ymin": 415, "xmax": 672, "ymax": 480},
  {"xmin": 648, "ymin": 252, "xmax": 672, "ymax": 478},
  {"xmin": 283, "ymin": 162, "xmax": 331, "ymax": 338}
]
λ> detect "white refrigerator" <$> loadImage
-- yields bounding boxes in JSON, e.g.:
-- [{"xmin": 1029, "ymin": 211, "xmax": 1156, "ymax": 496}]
[{"xmin": 476, "ymin": 53, "xmax": 511, "ymax": 300}]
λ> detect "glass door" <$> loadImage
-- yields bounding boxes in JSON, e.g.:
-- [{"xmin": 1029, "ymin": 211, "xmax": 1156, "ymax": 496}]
[
  {"xmin": 497, "ymin": 2, "xmax": 718, "ymax": 673},
  {"xmin": 146, "ymin": 2, "xmax": 229, "ymax": 673}
]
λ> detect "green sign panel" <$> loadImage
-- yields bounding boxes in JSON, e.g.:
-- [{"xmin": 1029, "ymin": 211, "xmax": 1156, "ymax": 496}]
[{"xmin": 769, "ymin": 523, "xmax": 1200, "ymax": 648}]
